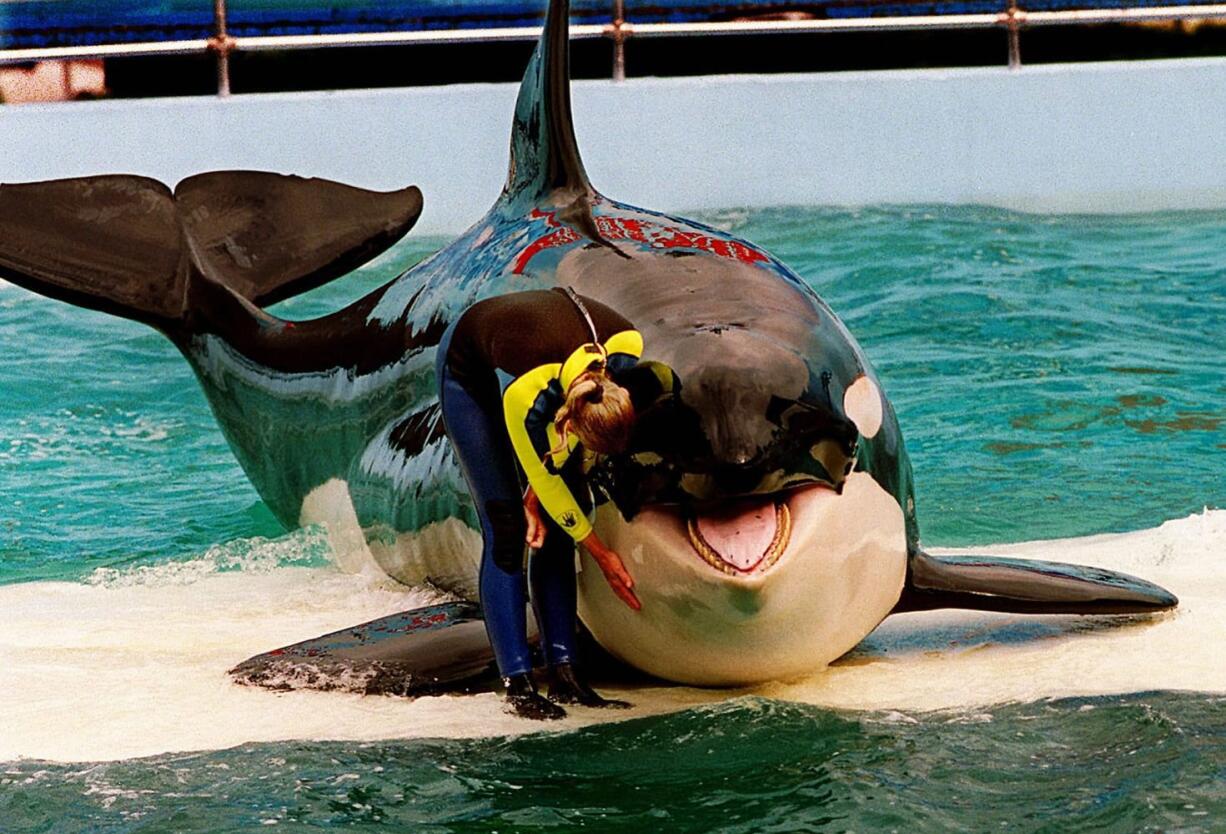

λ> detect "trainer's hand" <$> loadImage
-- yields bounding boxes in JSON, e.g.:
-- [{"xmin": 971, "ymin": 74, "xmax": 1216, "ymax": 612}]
[
  {"xmin": 580, "ymin": 532, "xmax": 641, "ymax": 611},
  {"xmin": 523, "ymin": 487, "xmax": 546, "ymax": 549}
]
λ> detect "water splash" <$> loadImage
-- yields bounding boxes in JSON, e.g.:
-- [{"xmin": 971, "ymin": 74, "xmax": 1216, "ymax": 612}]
[{"xmin": 85, "ymin": 526, "xmax": 334, "ymax": 589}]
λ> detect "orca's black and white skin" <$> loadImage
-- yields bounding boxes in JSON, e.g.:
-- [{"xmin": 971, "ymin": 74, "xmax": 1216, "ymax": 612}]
[{"xmin": 0, "ymin": 0, "xmax": 1176, "ymax": 694}]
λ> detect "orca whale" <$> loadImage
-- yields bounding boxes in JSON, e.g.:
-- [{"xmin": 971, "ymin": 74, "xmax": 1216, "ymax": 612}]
[{"xmin": 0, "ymin": 0, "xmax": 1176, "ymax": 695}]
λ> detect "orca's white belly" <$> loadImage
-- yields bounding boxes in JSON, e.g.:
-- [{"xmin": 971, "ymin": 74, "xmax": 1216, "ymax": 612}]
[{"xmin": 578, "ymin": 472, "xmax": 908, "ymax": 685}]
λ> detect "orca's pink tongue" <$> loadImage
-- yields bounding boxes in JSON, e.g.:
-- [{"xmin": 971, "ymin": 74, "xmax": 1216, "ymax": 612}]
[{"xmin": 692, "ymin": 499, "xmax": 780, "ymax": 572}]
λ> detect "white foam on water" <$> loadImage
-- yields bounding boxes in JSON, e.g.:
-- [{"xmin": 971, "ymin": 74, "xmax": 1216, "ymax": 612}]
[{"xmin": 1, "ymin": 510, "xmax": 1222, "ymax": 763}]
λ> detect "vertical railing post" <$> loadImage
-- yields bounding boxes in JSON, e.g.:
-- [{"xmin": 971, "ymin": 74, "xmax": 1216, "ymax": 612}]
[
  {"xmin": 1003, "ymin": 0, "xmax": 1023, "ymax": 70},
  {"xmin": 211, "ymin": 0, "xmax": 234, "ymax": 96},
  {"xmin": 610, "ymin": 0, "xmax": 627, "ymax": 82}
]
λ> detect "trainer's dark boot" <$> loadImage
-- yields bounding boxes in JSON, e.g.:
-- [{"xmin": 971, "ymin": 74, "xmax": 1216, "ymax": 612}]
[
  {"xmin": 547, "ymin": 663, "xmax": 631, "ymax": 709},
  {"xmin": 504, "ymin": 674, "xmax": 567, "ymax": 720}
]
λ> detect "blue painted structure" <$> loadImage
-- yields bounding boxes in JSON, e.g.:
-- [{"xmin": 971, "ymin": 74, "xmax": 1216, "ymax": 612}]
[{"xmin": 2, "ymin": 0, "xmax": 1222, "ymax": 49}]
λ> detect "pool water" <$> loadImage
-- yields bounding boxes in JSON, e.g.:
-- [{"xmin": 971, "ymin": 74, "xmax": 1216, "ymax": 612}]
[{"xmin": 1, "ymin": 204, "xmax": 1223, "ymax": 831}]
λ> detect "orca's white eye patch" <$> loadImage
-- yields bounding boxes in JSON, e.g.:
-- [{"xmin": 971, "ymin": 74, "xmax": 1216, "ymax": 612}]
[{"xmin": 843, "ymin": 375, "xmax": 883, "ymax": 439}]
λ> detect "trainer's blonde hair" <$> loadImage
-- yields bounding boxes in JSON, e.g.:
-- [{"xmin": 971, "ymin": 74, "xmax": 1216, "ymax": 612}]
[{"xmin": 550, "ymin": 370, "xmax": 636, "ymax": 458}]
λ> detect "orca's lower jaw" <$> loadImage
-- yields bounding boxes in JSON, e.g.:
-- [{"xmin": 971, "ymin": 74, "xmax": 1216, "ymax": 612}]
[{"xmin": 579, "ymin": 472, "xmax": 910, "ymax": 686}]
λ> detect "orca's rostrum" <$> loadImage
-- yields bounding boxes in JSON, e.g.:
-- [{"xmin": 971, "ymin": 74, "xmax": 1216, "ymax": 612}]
[{"xmin": 0, "ymin": 0, "xmax": 1176, "ymax": 695}]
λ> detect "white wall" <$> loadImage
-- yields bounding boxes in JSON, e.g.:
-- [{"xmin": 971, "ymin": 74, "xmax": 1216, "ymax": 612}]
[{"xmin": 4, "ymin": 57, "xmax": 1226, "ymax": 235}]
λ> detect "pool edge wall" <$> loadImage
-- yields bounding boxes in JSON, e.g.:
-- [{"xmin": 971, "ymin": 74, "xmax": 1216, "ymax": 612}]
[{"xmin": 4, "ymin": 57, "xmax": 1226, "ymax": 235}]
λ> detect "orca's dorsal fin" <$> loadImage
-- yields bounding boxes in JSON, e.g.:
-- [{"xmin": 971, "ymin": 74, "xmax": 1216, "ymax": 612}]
[{"xmin": 504, "ymin": 0, "xmax": 592, "ymax": 204}]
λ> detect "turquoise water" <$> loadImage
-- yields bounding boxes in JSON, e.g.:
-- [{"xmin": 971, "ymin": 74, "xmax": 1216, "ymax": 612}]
[
  {"xmin": 4, "ymin": 694, "xmax": 1225, "ymax": 832},
  {"xmin": 1, "ymin": 205, "xmax": 1224, "ymax": 829}
]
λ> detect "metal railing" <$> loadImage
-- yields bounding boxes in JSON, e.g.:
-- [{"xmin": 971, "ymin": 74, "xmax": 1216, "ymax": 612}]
[{"xmin": 2, "ymin": 0, "xmax": 1226, "ymax": 93}]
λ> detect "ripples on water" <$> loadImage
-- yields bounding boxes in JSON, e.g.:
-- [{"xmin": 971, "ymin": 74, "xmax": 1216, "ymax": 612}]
[
  {"xmin": 1, "ymin": 205, "xmax": 1223, "ymax": 830},
  {"xmin": 4, "ymin": 695, "xmax": 1224, "ymax": 832}
]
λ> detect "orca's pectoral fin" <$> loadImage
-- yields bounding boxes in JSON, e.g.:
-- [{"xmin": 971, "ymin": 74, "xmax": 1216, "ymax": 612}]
[
  {"xmin": 892, "ymin": 550, "xmax": 1178, "ymax": 615},
  {"xmin": 229, "ymin": 602, "xmax": 498, "ymax": 697},
  {"xmin": 176, "ymin": 171, "xmax": 423, "ymax": 307}
]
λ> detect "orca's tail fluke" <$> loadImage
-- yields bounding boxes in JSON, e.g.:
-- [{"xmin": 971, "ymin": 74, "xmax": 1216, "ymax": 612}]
[
  {"xmin": 893, "ymin": 550, "xmax": 1179, "ymax": 615},
  {"xmin": 0, "ymin": 171, "xmax": 422, "ymax": 337}
]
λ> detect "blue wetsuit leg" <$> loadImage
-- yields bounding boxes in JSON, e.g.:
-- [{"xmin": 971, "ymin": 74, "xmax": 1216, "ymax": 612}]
[
  {"xmin": 528, "ymin": 459, "xmax": 591, "ymax": 667},
  {"xmin": 529, "ymin": 517, "xmax": 578, "ymax": 667},
  {"xmin": 436, "ymin": 339, "xmax": 532, "ymax": 679}
]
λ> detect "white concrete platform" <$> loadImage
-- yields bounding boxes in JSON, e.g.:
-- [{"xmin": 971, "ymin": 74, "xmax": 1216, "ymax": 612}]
[{"xmin": 4, "ymin": 57, "xmax": 1226, "ymax": 234}]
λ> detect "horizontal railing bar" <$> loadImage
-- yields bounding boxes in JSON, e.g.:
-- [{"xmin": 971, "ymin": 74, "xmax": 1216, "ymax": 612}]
[
  {"xmin": 3, "ymin": 5, "xmax": 1225, "ymax": 65},
  {"xmin": 0, "ymin": 39, "xmax": 215, "ymax": 63},
  {"xmin": 619, "ymin": 14, "xmax": 999, "ymax": 36},
  {"xmin": 234, "ymin": 23, "xmax": 609, "ymax": 51},
  {"xmin": 1024, "ymin": 4, "xmax": 1226, "ymax": 24},
  {"xmin": 0, "ymin": 25, "xmax": 609, "ymax": 64}
]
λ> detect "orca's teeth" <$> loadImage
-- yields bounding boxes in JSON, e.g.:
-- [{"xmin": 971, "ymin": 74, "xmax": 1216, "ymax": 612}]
[{"xmin": 686, "ymin": 502, "xmax": 791, "ymax": 576}]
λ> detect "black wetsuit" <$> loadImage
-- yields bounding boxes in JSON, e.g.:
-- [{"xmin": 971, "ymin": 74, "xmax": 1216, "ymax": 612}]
[{"xmin": 435, "ymin": 289, "xmax": 643, "ymax": 678}]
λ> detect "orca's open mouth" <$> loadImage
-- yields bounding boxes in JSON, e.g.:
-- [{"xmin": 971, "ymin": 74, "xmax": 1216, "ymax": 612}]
[{"xmin": 685, "ymin": 498, "xmax": 792, "ymax": 575}]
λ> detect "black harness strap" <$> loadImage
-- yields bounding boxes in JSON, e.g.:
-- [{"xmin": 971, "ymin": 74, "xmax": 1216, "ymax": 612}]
[{"xmin": 554, "ymin": 286, "xmax": 600, "ymax": 344}]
